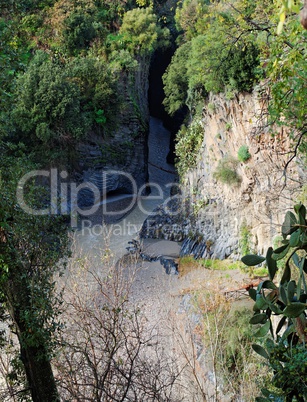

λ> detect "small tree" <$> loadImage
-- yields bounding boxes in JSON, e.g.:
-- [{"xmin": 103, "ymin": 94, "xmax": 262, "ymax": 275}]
[
  {"xmin": 237, "ymin": 145, "xmax": 251, "ymax": 163},
  {"xmin": 11, "ymin": 51, "xmax": 117, "ymax": 163},
  {"xmin": 118, "ymin": 7, "xmax": 170, "ymax": 55},
  {"xmin": 0, "ymin": 152, "xmax": 70, "ymax": 401},
  {"xmin": 63, "ymin": 11, "xmax": 97, "ymax": 54},
  {"xmin": 213, "ymin": 156, "xmax": 241, "ymax": 185},
  {"xmin": 162, "ymin": 42, "xmax": 190, "ymax": 115},
  {"xmin": 11, "ymin": 51, "xmax": 88, "ymax": 161}
]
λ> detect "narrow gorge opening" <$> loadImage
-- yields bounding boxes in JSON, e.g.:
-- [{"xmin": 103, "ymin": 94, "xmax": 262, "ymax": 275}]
[{"xmin": 148, "ymin": 47, "xmax": 187, "ymax": 165}]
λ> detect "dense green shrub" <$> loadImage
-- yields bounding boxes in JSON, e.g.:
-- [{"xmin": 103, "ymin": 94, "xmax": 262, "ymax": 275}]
[
  {"xmin": 11, "ymin": 51, "xmax": 116, "ymax": 161},
  {"xmin": 163, "ymin": 2, "xmax": 260, "ymax": 114},
  {"xmin": 118, "ymin": 7, "xmax": 170, "ymax": 55},
  {"xmin": 162, "ymin": 42, "xmax": 190, "ymax": 115},
  {"xmin": 163, "ymin": 34, "xmax": 260, "ymax": 113},
  {"xmin": 12, "ymin": 52, "xmax": 85, "ymax": 144},
  {"xmin": 63, "ymin": 12, "xmax": 97, "ymax": 54},
  {"xmin": 175, "ymin": 119, "xmax": 203, "ymax": 175},
  {"xmin": 237, "ymin": 145, "xmax": 251, "ymax": 162},
  {"xmin": 69, "ymin": 56, "xmax": 116, "ymax": 128},
  {"xmin": 219, "ymin": 43, "xmax": 260, "ymax": 93},
  {"xmin": 239, "ymin": 220, "xmax": 251, "ymax": 256},
  {"xmin": 187, "ymin": 33, "xmax": 259, "ymax": 95},
  {"xmin": 213, "ymin": 156, "xmax": 241, "ymax": 185},
  {"xmin": 174, "ymin": 0, "xmax": 207, "ymax": 40}
]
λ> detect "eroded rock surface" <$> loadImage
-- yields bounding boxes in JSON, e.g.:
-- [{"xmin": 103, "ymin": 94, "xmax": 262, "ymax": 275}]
[{"xmin": 140, "ymin": 91, "xmax": 306, "ymax": 259}]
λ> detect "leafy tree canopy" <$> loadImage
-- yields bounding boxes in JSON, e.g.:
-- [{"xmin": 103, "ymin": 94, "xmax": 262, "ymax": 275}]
[
  {"xmin": 12, "ymin": 52, "xmax": 87, "ymax": 145},
  {"xmin": 63, "ymin": 11, "xmax": 97, "ymax": 54},
  {"xmin": 162, "ymin": 41, "xmax": 190, "ymax": 115},
  {"xmin": 163, "ymin": 0, "xmax": 261, "ymax": 114},
  {"xmin": 9, "ymin": 51, "xmax": 117, "ymax": 164},
  {"xmin": 175, "ymin": 0, "xmax": 209, "ymax": 40},
  {"xmin": 265, "ymin": 18, "xmax": 307, "ymax": 149},
  {"xmin": 118, "ymin": 7, "xmax": 170, "ymax": 55},
  {"xmin": 164, "ymin": 0, "xmax": 307, "ymax": 160}
]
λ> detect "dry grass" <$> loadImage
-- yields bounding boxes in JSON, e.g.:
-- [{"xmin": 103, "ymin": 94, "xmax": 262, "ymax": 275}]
[{"xmin": 180, "ymin": 282, "xmax": 269, "ymax": 401}]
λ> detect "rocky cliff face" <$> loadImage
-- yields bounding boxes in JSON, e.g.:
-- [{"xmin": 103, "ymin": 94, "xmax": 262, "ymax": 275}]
[
  {"xmin": 76, "ymin": 57, "xmax": 150, "ymax": 201},
  {"xmin": 142, "ymin": 91, "xmax": 306, "ymax": 259}
]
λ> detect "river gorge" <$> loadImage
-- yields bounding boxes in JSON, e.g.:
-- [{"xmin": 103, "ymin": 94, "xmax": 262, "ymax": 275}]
[
  {"xmin": 75, "ymin": 115, "xmax": 178, "ymax": 260},
  {"xmin": 2, "ymin": 2, "xmax": 306, "ymax": 400}
]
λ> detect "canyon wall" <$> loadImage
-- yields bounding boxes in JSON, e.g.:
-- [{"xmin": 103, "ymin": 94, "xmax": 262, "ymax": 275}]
[
  {"xmin": 76, "ymin": 58, "xmax": 150, "ymax": 199},
  {"xmin": 142, "ymin": 91, "xmax": 306, "ymax": 259}
]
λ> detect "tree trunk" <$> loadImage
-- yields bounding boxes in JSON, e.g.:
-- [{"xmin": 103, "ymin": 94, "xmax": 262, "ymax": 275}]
[
  {"xmin": 6, "ymin": 278, "xmax": 60, "ymax": 402},
  {"xmin": 20, "ymin": 344, "xmax": 60, "ymax": 402}
]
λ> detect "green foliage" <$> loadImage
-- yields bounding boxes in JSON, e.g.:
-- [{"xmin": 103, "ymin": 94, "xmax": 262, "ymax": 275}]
[
  {"xmin": 46, "ymin": 0, "xmax": 133, "ymax": 53},
  {"xmin": 108, "ymin": 48, "xmax": 139, "ymax": 72},
  {"xmin": 187, "ymin": 31, "xmax": 259, "ymax": 94},
  {"xmin": 276, "ymin": 0, "xmax": 301, "ymax": 34},
  {"xmin": 265, "ymin": 17, "xmax": 307, "ymax": 154},
  {"xmin": 163, "ymin": 0, "xmax": 261, "ymax": 114},
  {"xmin": 175, "ymin": 0, "xmax": 208, "ymax": 40},
  {"xmin": 175, "ymin": 118, "xmax": 203, "ymax": 175},
  {"xmin": 63, "ymin": 11, "xmax": 97, "ymax": 54},
  {"xmin": 239, "ymin": 222, "xmax": 268, "ymax": 277},
  {"xmin": 166, "ymin": 0, "xmax": 305, "ymax": 149},
  {"xmin": 225, "ymin": 122, "xmax": 232, "ymax": 131},
  {"xmin": 220, "ymin": 42, "xmax": 260, "ymax": 93},
  {"xmin": 242, "ymin": 204, "xmax": 307, "ymax": 401},
  {"xmin": 68, "ymin": 56, "xmax": 116, "ymax": 130},
  {"xmin": 179, "ymin": 256, "xmax": 242, "ymax": 274},
  {"xmin": 239, "ymin": 220, "xmax": 251, "ymax": 256},
  {"xmin": 21, "ymin": 13, "xmax": 45, "ymax": 35},
  {"xmin": 10, "ymin": 51, "xmax": 116, "ymax": 162},
  {"xmin": 94, "ymin": 109, "xmax": 107, "ymax": 125},
  {"xmin": 136, "ymin": 0, "xmax": 153, "ymax": 7},
  {"xmin": 0, "ymin": 149, "xmax": 70, "ymax": 400},
  {"xmin": 297, "ymin": 184, "xmax": 307, "ymax": 205},
  {"xmin": 162, "ymin": 42, "xmax": 190, "ymax": 115},
  {"xmin": 118, "ymin": 7, "xmax": 170, "ymax": 55},
  {"xmin": 207, "ymin": 102, "xmax": 216, "ymax": 113},
  {"xmin": 0, "ymin": 17, "xmax": 30, "ymax": 126},
  {"xmin": 201, "ymin": 258, "xmax": 242, "ymax": 271},
  {"xmin": 193, "ymin": 198, "xmax": 208, "ymax": 215},
  {"xmin": 218, "ymin": 307, "xmax": 263, "ymax": 396},
  {"xmin": 12, "ymin": 52, "xmax": 86, "ymax": 145},
  {"xmin": 268, "ymin": 343, "xmax": 307, "ymax": 399},
  {"xmin": 237, "ymin": 145, "xmax": 251, "ymax": 162},
  {"xmin": 213, "ymin": 156, "xmax": 241, "ymax": 185}
]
